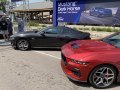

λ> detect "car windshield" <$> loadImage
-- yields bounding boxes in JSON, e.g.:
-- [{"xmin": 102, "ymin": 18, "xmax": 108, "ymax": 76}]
[
  {"xmin": 37, "ymin": 27, "xmax": 48, "ymax": 34},
  {"xmin": 102, "ymin": 33, "xmax": 120, "ymax": 48}
]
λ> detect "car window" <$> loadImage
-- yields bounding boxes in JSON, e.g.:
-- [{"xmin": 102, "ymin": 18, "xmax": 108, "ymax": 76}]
[
  {"xmin": 108, "ymin": 33, "xmax": 120, "ymax": 48},
  {"xmin": 114, "ymin": 40, "xmax": 120, "ymax": 48},
  {"xmin": 69, "ymin": 29, "xmax": 81, "ymax": 34},
  {"xmin": 44, "ymin": 28, "xmax": 62, "ymax": 34},
  {"xmin": 109, "ymin": 33, "xmax": 120, "ymax": 39},
  {"xmin": 62, "ymin": 28, "xmax": 70, "ymax": 34},
  {"xmin": 102, "ymin": 33, "xmax": 120, "ymax": 48}
]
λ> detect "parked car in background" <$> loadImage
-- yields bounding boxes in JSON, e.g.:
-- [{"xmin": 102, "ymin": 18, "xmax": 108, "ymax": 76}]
[
  {"xmin": 61, "ymin": 32, "xmax": 120, "ymax": 89},
  {"xmin": 89, "ymin": 7, "xmax": 112, "ymax": 17},
  {"xmin": 10, "ymin": 26, "xmax": 90, "ymax": 51}
]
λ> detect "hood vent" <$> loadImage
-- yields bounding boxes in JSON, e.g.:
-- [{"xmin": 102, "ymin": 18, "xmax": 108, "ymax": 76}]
[{"xmin": 71, "ymin": 43, "xmax": 80, "ymax": 49}]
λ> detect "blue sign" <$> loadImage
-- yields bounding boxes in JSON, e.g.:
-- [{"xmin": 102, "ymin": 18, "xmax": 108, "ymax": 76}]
[
  {"xmin": 53, "ymin": 0, "xmax": 120, "ymax": 26},
  {"xmin": 11, "ymin": 0, "xmax": 22, "ymax": 2},
  {"xmin": 57, "ymin": 0, "xmax": 87, "ymax": 23}
]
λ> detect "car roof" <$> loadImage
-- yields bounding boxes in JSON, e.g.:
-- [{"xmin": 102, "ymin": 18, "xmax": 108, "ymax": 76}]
[{"xmin": 48, "ymin": 26, "xmax": 74, "ymax": 30}]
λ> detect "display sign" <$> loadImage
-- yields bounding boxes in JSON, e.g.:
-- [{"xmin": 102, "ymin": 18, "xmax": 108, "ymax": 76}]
[
  {"xmin": 56, "ymin": 0, "xmax": 120, "ymax": 26},
  {"xmin": 57, "ymin": 0, "xmax": 86, "ymax": 23},
  {"xmin": 11, "ymin": 0, "xmax": 22, "ymax": 2}
]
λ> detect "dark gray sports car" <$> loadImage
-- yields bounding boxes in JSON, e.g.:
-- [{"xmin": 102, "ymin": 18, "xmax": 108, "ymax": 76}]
[{"xmin": 10, "ymin": 26, "xmax": 90, "ymax": 51}]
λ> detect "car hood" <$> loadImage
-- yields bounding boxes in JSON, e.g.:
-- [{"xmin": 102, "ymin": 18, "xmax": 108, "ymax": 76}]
[{"xmin": 61, "ymin": 40, "xmax": 116, "ymax": 60}]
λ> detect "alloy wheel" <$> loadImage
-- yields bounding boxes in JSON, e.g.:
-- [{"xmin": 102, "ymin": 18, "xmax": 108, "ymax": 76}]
[
  {"xmin": 89, "ymin": 65, "xmax": 116, "ymax": 89},
  {"xmin": 17, "ymin": 39, "xmax": 29, "ymax": 51},
  {"xmin": 93, "ymin": 67, "xmax": 114, "ymax": 87}
]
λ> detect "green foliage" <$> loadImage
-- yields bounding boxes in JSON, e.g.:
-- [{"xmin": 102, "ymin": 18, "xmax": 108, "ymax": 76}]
[
  {"xmin": 0, "ymin": 0, "xmax": 7, "ymax": 12},
  {"xmin": 73, "ymin": 27, "xmax": 78, "ymax": 30},
  {"xmin": 91, "ymin": 27, "xmax": 120, "ymax": 32},
  {"xmin": 41, "ymin": 25, "xmax": 47, "ymax": 27},
  {"xmin": 73, "ymin": 27, "xmax": 120, "ymax": 32},
  {"xmin": 0, "ymin": 0, "xmax": 7, "ymax": 2},
  {"xmin": 29, "ymin": 21, "xmax": 39, "ymax": 26}
]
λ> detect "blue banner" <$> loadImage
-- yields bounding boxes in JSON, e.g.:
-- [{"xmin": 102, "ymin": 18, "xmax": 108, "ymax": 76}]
[
  {"xmin": 57, "ymin": 0, "xmax": 87, "ymax": 23},
  {"xmin": 56, "ymin": 0, "xmax": 120, "ymax": 26},
  {"xmin": 11, "ymin": 0, "xmax": 22, "ymax": 2}
]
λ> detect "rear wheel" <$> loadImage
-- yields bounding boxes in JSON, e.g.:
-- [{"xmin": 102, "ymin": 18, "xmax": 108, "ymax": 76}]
[
  {"xmin": 89, "ymin": 65, "xmax": 117, "ymax": 89},
  {"xmin": 17, "ymin": 39, "xmax": 30, "ymax": 51}
]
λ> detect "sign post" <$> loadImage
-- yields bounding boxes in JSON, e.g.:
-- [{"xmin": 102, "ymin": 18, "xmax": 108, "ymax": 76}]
[{"xmin": 53, "ymin": 0, "xmax": 58, "ymax": 26}]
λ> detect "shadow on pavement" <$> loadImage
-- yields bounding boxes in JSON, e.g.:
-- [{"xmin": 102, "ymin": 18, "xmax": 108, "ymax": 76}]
[
  {"xmin": 32, "ymin": 48, "xmax": 61, "ymax": 51},
  {"xmin": 68, "ymin": 78, "xmax": 91, "ymax": 88},
  {"xmin": 69, "ymin": 77, "xmax": 120, "ymax": 89},
  {"xmin": 110, "ymin": 82, "xmax": 120, "ymax": 88}
]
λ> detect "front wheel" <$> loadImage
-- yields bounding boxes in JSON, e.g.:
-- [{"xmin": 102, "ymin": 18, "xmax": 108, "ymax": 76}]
[
  {"xmin": 17, "ymin": 39, "xmax": 30, "ymax": 51},
  {"xmin": 89, "ymin": 65, "xmax": 117, "ymax": 89}
]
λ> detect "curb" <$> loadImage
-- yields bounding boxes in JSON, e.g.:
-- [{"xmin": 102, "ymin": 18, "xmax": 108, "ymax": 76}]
[{"xmin": 0, "ymin": 40, "xmax": 11, "ymax": 46}]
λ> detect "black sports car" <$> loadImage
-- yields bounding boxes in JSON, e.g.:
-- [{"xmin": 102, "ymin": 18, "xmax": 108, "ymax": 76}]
[
  {"xmin": 0, "ymin": 30, "xmax": 3, "ymax": 39},
  {"xmin": 10, "ymin": 26, "xmax": 90, "ymax": 51}
]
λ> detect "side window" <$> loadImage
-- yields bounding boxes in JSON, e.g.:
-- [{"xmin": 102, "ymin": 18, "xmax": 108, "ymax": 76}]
[
  {"xmin": 106, "ymin": 33, "xmax": 120, "ymax": 48},
  {"xmin": 115, "ymin": 40, "xmax": 120, "ymax": 48},
  {"xmin": 109, "ymin": 34, "xmax": 120, "ymax": 39},
  {"xmin": 62, "ymin": 29, "xmax": 70, "ymax": 34},
  {"xmin": 44, "ymin": 28, "xmax": 62, "ymax": 34},
  {"xmin": 69, "ymin": 29, "xmax": 77, "ymax": 34}
]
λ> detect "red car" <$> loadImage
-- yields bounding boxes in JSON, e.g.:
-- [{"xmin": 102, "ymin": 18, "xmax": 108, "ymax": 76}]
[{"xmin": 61, "ymin": 32, "xmax": 120, "ymax": 89}]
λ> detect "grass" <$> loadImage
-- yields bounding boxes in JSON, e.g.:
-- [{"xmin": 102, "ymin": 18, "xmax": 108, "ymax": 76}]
[
  {"xmin": 28, "ymin": 21, "xmax": 39, "ymax": 26},
  {"xmin": 73, "ymin": 27, "xmax": 120, "ymax": 32}
]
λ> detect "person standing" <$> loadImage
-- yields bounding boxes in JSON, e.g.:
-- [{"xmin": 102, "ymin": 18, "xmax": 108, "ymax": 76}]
[
  {"xmin": 7, "ymin": 18, "xmax": 13, "ymax": 36},
  {"xmin": 18, "ymin": 18, "xmax": 24, "ymax": 32},
  {"xmin": 0, "ymin": 17, "xmax": 9, "ymax": 41}
]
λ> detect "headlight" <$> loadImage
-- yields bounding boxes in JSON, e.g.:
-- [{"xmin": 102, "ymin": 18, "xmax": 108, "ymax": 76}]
[{"xmin": 70, "ymin": 59, "xmax": 89, "ymax": 65}]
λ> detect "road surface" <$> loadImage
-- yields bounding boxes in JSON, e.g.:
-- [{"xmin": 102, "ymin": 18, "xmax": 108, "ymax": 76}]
[{"xmin": 0, "ymin": 46, "xmax": 120, "ymax": 90}]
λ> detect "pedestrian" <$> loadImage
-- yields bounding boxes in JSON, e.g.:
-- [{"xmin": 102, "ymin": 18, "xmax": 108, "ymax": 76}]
[
  {"xmin": 0, "ymin": 17, "xmax": 9, "ymax": 41},
  {"xmin": 7, "ymin": 18, "xmax": 13, "ymax": 36},
  {"xmin": 18, "ymin": 18, "xmax": 24, "ymax": 32}
]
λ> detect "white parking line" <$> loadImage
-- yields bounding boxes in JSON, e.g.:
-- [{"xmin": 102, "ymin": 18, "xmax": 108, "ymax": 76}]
[{"xmin": 34, "ymin": 51, "xmax": 61, "ymax": 59}]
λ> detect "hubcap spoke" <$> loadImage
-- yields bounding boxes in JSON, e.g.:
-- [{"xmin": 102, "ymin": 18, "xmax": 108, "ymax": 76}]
[{"xmin": 96, "ymin": 78, "xmax": 103, "ymax": 85}]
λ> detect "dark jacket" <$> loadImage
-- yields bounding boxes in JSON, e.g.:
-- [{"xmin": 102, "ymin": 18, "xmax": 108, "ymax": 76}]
[{"xmin": 0, "ymin": 20, "xmax": 8, "ymax": 31}]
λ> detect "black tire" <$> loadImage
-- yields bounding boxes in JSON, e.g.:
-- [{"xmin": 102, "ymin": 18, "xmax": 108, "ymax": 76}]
[
  {"xmin": 89, "ymin": 65, "xmax": 117, "ymax": 89},
  {"xmin": 12, "ymin": 46, "xmax": 18, "ymax": 50},
  {"xmin": 17, "ymin": 39, "xmax": 30, "ymax": 51}
]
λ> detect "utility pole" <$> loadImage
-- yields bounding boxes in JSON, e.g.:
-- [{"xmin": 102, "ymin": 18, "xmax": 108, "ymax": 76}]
[{"xmin": 23, "ymin": 0, "xmax": 30, "ymax": 31}]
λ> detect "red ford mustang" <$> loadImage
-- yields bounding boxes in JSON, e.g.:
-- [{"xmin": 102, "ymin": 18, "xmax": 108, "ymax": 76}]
[{"xmin": 61, "ymin": 32, "xmax": 120, "ymax": 89}]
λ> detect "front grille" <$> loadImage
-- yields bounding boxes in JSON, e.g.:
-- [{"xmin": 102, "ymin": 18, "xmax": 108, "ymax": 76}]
[{"xmin": 61, "ymin": 53, "xmax": 67, "ymax": 66}]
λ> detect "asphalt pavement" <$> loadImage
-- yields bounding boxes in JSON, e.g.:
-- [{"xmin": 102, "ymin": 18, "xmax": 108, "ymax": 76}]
[{"xmin": 0, "ymin": 46, "xmax": 120, "ymax": 90}]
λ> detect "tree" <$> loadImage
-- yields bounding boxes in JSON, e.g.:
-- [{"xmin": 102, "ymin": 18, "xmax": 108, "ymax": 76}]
[{"xmin": 0, "ymin": 0, "xmax": 7, "ymax": 12}]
